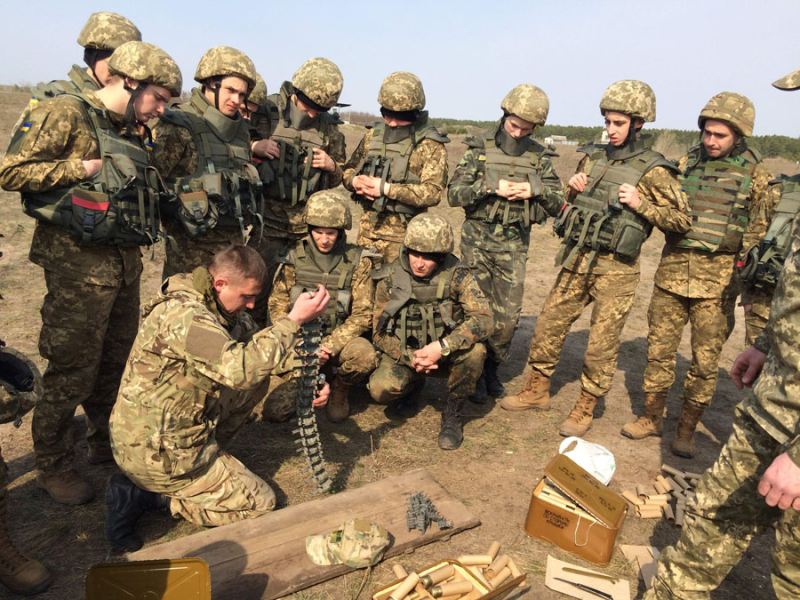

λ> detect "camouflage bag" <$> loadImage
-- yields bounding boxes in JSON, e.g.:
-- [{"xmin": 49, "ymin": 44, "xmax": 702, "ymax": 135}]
[
  {"xmin": 0, "ymin": 343, "xmax": 42, "ymax": 427},
  {"xmin": 306, "ymin": 519, "xmax": 390, "ymax": 568}
]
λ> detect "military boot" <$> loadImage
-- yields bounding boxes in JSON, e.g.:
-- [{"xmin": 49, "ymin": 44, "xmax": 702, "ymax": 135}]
[
  {"xmin": 621, "ymin": 392, "xmax": 667, "ymax": 440},
  {"xmin": 559, "ymin": 390, "xmax": 598, "ymax": 437},
  {"xmin": 87, "ymin": 445, "xmax": 115, "ymax": 465},
  {"xmin": 326, "ymin": 376, "xmax": 351, "ymax": 423},
  {"xmin": 484, "ymin": 359, "xmax": 505, "ymax": 397},
  {"xmin": 438, "ymin": 397, "xmax": 464, "ymax": 450},
  {"xmin": 0, "ymin": 497, "xmax": 52, "ymax": 596},
  {"xmin": 106, "ymin": 474, "xmax": 170, "ymax": 553},
  {"xmin": 671, "ymin": 400, "xmax": 706, "ymax": 458},
  {"xmin": 36, "ymin": 469, "xmax": 95, "ymax": 505},
  {"xmin": 387, "ymin": 380, "xmax": 425, "ymax": 420},
  {"xmin": 500, "ymin": 370, "xmax": 551, "ymax": 411},
  {"xmin": 468, "ymin": 371, "xmax": 489, "ymax": 404}
]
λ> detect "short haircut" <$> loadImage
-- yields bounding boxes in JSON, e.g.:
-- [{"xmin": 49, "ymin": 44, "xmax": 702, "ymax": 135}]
[{"xmin": 209, "ymin": 244, "xmax": 266, "ymax": 284}]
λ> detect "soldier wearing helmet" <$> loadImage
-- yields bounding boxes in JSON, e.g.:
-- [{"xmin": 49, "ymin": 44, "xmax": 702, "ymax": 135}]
[
  {"xmin": 448, "ymin": 84, "xmax": 565, "ymax": 404},
  {"xmin": 152, "ymin": 46, "xmax": 265, "ymax": 281},
  {"xmin": 343, "ymin": 72, "xmax": 450, "ymax": 264},
  {"xmin": 625, "ymin": 91, "xmax": 773, "ymax": 457},
  {"xmin": 246, "ymin": 58, "xmax": 348, "ymax": 329},
  {"xmin": 0, "ymin": 41, "xmax": 182, "ymax": 507},
  {"xmin": 502, "ymin": 80, "xmax": 691, "ymax": 440},
  {"xmin": 265, "ymin": 191, "xmax": 380, "ymax": 423},
  {"xmin": 369, "ymin": 214, "xmax": 492, "ymax": 450},
  {"xmin": 239, "ymin": 73, "xmax": 268, "ymax": 129},
  {"xmin": 645, "ymin": 69, "xmax": 800, "ymax": 600}
]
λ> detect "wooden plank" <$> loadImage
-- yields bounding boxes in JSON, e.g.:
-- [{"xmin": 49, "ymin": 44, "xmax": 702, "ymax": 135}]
[{"xmin": 130, "ymin": 468, "xmax": 480, "ymax": 599}]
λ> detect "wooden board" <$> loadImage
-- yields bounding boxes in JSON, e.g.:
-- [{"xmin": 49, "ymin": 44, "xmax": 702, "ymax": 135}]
[{"xmin": 130, "ymin": 468, "xmax": 480, "ymax": 599}]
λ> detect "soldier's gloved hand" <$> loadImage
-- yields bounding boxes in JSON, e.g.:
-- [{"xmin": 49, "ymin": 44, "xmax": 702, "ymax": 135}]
[
  {"xmin": 618, "ymin": 183, "xmax": 642, "ymax": 210},
  {"xmin": 318, "ymin": 345, "xmax": 333, "ymax": 366},
  {"xmin": 288, "ymin": 284, "xmax": 330, "ymax": 325},
  {"xmin": 730, "ymin": 346, "xmax": 767, "ymax": 389},
  {"xmin": 82, "ymin": 158, "xmax": 103, "ymax": 178},
  {"xmin": 758, "ymin": 452, "xmax": 800, "ymax": 510},
  {"xmin": 305, "ymin": 148, "xmax": 336, "ymax": 173},
  {"xmin": 252, "ymin": 138, "xmax": 280, "ymax": 160},
  {"xmin": 311, "ymin": 382, "xmax": 330, "ymax": 408},
  {"xmin": 568, "ymin": 172, "xmax": 588, "ymax": 193}
]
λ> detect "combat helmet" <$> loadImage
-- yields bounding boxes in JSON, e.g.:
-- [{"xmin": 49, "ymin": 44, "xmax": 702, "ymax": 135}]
[
  {"xmin": 292, "ymin": 58, "xmax": 344, "ymax": 109},
  {"xmin": 404, "ymin": 214, "xmax": 453, "ymax": 254},
  {"xmin": 194, "ymin": 46, "xmax": 257, "ymax": 90},
  {"xmin": 698, "ymin": 92, "xmax": 755, "ymax": 137},
  {"xmin": 501, "ymin": 84, "xmax": 550, "ymax": 126},
  {"xmin": 378, "ymin": 72, "xmax": 426, "ymax": 112},
  {"xmin": 773, "ymin": 68, "xmax": 800, "ymax": 91},
  {"xmin": 0, "ymin": 344, "xmax": 43, "ymax": 426},
  {"xmin": 250, "ymin": 74, "xmax": 268, "ymax": 107},
  {"xmin": 77, "ymin": 12, "xmax": 141, "ymax": 51},
  {"xmin": 304, "ymin": 191, "xmax": 352, "ymax": 230},
  {"xmin": 108, "ymin": 42, "xmax": 183, "ymax": 97},
  {"xmin": 600, "ymin": 80, "xmax": 656, "ymax": 122}
]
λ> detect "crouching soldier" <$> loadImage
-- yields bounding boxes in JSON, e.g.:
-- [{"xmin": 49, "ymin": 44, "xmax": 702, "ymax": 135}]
[
  {"xmin": 368, "ymin": 215, "xmax": 492, "ymax": 450},
  {"xmin": 267, "ymin": 191, "xmax": 379, "ymax": 423},
  {"xmin": 106, "ymin": 245, "xmax": 330, "ymax": 552}
]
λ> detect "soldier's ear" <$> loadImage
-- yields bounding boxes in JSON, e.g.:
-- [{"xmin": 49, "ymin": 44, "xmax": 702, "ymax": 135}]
[{"xmin": 212, "ymin": 276, "xmax": 229, "ymax": 293}]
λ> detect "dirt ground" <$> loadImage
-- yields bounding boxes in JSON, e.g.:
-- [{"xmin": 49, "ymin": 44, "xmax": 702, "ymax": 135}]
[{"xmin": 1, "ymin": 90, "xmax": 798, "ymax": 599}]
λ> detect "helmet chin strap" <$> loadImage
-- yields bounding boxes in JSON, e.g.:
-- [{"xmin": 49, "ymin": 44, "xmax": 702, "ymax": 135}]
[{"xmin": 122, "ymin": 79, "xmax": 151, "ymax": 142}]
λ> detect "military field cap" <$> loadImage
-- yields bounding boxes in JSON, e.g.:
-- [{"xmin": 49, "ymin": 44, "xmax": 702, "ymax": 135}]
[
  {"xmin": 306, "ymin": 519, "xmax": 390, "ymax": 568},
  {"xmin": 773, "ymin": 68, "xmax": 800, "ymax": 91},
  {"xmin": 77, "ymin": 12, "xmax": 141, "ymax": 51}
]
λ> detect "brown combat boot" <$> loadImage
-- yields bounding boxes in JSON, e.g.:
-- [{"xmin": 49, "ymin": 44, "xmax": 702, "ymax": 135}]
[
  {"xmin": 621, "ymin": 392, "xmax": 667, "ymax": 440},
  {"xmin": 36, "ymin": 469, "xmax": 95, "ymax": 505},
  {"xmin": 326, "ymin": 376, "xmax": 351, "ymax": 423},
  {"xmin": 500, "ymin": 370, "xmax": 551, "ymax": 411},
  {"xmin": 87, "ymin": 445, "xmax": 115, "ymax": 465},
  {"xmin": 559, "ymin": 390, "xmax": 598, "ymax": 437},
  {"xmin": 672, "ymin": 400, "xmax": 706, "ymax": 458},
  {"xmin": 0, "ymin": 497, "xmax": 52, "ymax": 596}
]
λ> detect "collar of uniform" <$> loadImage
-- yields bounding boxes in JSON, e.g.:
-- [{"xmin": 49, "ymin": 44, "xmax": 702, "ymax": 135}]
[
  {"xmin": 606, "ymin": 134, "xmax": 653, "ymax": 161},
  {"xmin": 494, "ymin": 120, "xmax": 532, "ymax": 157},
  {"xmin": 191, "ymin": 266, "xmax": 239, "ymax": 330}
]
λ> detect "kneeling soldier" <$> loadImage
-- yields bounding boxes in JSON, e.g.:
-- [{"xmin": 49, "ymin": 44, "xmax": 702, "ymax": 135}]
[{"xmin": 368, "ymin": 215, "xmax": 492, "ymax": 450}]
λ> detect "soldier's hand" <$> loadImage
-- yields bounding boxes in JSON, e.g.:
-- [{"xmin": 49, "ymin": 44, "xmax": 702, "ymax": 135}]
[
  {"xmin": 82, "ymin": 158, "xmax": 103, "ymax": 178},
  {"xmin": 508, "ymin": 182, "xmax": 533, "ymax": 201},
  {"xmin": 730, "ymin": 346, "xmax": 767, "ymax": 389},
  {"xmin": 252, "ymin": 139, "xmax": 280, "ymax": 160},
  {"xmin": 758, "ymin": 452, "xmax": 800, "ymax": 510},
  {"xmin": 568, "ymin": 172, "xmax": 588, "ymax": 193},
  {"xmin": 306, "ymin": 148, "xmax": 336, "ymax": 173},
  {"xmin": 496, "ymin": 179, "xmax": 512, "ymax": 198},
  {"xmin": 318, "ymin": 345, "xmax": 333, "ymax": 366},
  {"xmin": 743, "ymin": 304, "xmax": 753, "ymax": 314},
  {"xmin": 618, "ymin": 183, "xmax": 642, "ymax": 210},
  {"xmin": 287, "ymin": 285, "xmax": 330, "ymax": 325},
  {"xmin": 412, "ymin": 342, "xmax": 442, "ymax": 373},
  {"xmin": 360, "ymin": 176, "xmax": 383, "ymax": 200},
  {"xmin": 311, "ymin": 382, "xmax": 330, "ymax": 408}
]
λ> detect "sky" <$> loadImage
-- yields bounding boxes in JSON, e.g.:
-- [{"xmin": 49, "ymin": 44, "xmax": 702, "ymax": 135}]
[{"xmin": 1, "ymin": 0, "xmax": 798, "ymax": 136}]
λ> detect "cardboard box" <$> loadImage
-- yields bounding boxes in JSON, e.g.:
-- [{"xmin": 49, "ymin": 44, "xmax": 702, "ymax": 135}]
[{"xmin": 524, "ymin": 454, "xmax": 627, "ymax": 565}]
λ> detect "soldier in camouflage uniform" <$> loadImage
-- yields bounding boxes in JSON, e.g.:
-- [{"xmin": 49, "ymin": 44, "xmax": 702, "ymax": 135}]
[
  {"xmin": 343, "ymin": 72, "xmax": 449, "ymax": 264},
  {"xmin": 645, "ymin": 66, "xmax": 800, "ymax": 600},
  {"xmin": 106, "ymin": 245, "xmax": 331, "ymax": 552},
  {"xmin": 623, "ymin": 92, "xmax": 773, "ymax": 458},
  {"xmin": 152, "ymin": 47, "xmax": 263, "ymax": 280},
  {"xmin": 501, "ymin": 81, "xmax": 691, "ymax": 438},
  {"xmin": 448, "ymin": 84, "xmax": 564, "ymax": 403},
  {"xmin": 368, "ymin": 215, "xmax": 492, "ymax": 450},
  {"xmin": 0, "ymin": 42, "xmax": 182, "ymax": 506},
  {"xmin": 247, "ymin": 58, "xmax": 347, "ymax": 328},
  {"xmin": 268, "ymin": 192, "xmax": 378, "ymax": 423}
]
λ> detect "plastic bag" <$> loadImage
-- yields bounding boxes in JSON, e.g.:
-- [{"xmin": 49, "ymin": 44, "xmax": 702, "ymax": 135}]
[{"xmin": 558, "ymin": 437, "xmax": 616, "ymax": 485}]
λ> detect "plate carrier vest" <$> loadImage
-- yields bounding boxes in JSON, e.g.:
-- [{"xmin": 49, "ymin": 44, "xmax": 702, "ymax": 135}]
[{"xmin": 751, "ymin": 174, "xmax": 800, "ymax": 291}]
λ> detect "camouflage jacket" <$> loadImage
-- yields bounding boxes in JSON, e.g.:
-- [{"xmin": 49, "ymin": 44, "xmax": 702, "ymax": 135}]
[
  {"xmin": 372, "ymin": 263, "xmax": 491, "ymax": 367},
  {"xmin": 343, "ymin": 128, "xmax": 448, "ymax": 243},
  {"xmin": 741, "ymin": 178, "xmax": 782, "ymax": 306},
  {"xmin": 109, "ymin": 268, "xmax": 300, "ymax": 489},
  {"xmin": 654, "ymin": 154, "xmax": 773, "ymax": 299},
  {"xmin": 0, "ymin": 90, "xmax": 142, "ymax": 285}
]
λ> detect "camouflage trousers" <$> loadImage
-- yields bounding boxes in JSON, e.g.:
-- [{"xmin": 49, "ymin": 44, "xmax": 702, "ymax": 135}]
[
  {"xmin": 643, "ymin": 286, "xmax": 736, "ymax": 406},
  {"xmin": 356, "ymin": 233, "xmax": 401, "ymax": 265},
  {"xmin": 33, "ymin": 269, "xmax": 139, "ymax": 473},
  {"xmin": 368, "ymin": 344, "xmax": 486, "ymax": 405},
  {"xmin": 527, "ymin": 269, "xmax": 638, "ymax": 397},
  {"xmin": 744, "ymin": 290, "xmax": 772, "ymax": 347},
  {"xmin": 248, "ymin": 235, "xmax": 291, "ymax": 329},
  {"xmin": 646, "ymin": 405, "xmax": 800, "ymax": 599},
  {"xmin": 162, "ymin": 222, "xmax": 245, "ymax": 281},
  {"xmin": 460, "ymin": 236, "xmax": 527, "ymax": 363},
  {"xmin": 262, "ymin": 337, "xmax": 378, "ymax": 422}
]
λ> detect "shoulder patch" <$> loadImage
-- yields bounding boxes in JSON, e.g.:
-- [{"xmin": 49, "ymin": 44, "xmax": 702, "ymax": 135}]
[{"xmin": 185, "ymin": 320, "xmax": 230, "ymax": 362}]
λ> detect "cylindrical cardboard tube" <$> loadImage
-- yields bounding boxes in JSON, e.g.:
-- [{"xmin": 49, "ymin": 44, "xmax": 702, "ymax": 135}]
[
  {"xmin": 663, "ymin": 503, "xmax": 675, "ymax": 521},
  {"xmin": 643, "ymin": 497, "xmax": 669, "ymax": 507},
  {"xmin": 684, "ymin": 471, "xmax": 703, "ymax": 480},
  {"xmin": 636, "ymin": 484, "xmax": 652, "ymax": 497},
  {"xmin": 676, "ymin": 506, "xmax": 685, "ymax": 527},
  {"xmin": 656, "ymin": 474, "xmax": 670, "ymax": 487},
  {"xmin": 458, "ymin": 555, "xmax": 492, "ymax": 566},
  {"xmin": 665, "ymin": 476, "xmax": 681, "ymax": 493},
  {"xmin": 422, "ymin": 565, "xmax": 455, "ymax": 588},
  {"xmin": 389, "ymin": 573, "xmax": 420, "ymax": 600},
  {"xmin": 465, "ymin": 566, "xmax": 492, "ymax": 590},
  {"xmin": 488, "ymin": 566, "xmax": 512, "ymax": 589},
  {"xmin": 661, "ymin": 464, "xmax": 684, "ymax": 478},
  {"xmin": 653, "ymin": 481, "xmax": 669, "ymax": 495},
  {"xmin": 637, "ymin": 505, "xmax": 663, "ymax": 518},
  {"xmin": 508, "ymin": 558, "xmax": 522, "ymax": 579},
  {"xmin": 674, "ymin": 475, "xmax": 691, "ymax": 491},
  {"xmin": 622, "ymin": 490, "xmax": 644, "ymax": 506},
  {"xmin": 646, "ymin": 493, "xmax": 671, "ymax": 501},
  {"xmin": 393, "ymin": 564, "xmax": 410, "ymax": 579},
  {"xmin": 487, "ymin": 541, "xmax": 501, "ymax": 561},
  {"xmin": 486, "ymin": 555, "xmax": 510, "ymax": 580},
  {"xmin": 431, "ymin": 581, "xmax": 474, "ymax": 597}
]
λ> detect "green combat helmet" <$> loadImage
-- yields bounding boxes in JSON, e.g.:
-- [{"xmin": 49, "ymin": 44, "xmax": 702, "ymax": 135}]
[
  {"xmin": 378, "ymin": 72, "xmax": 426, "ymax": 112},
  {"xmin": 698, "ymin": 92, "xmax": 755, "ymax": 137},
  {"xmin": 0, "ymin": 344, "xmax": 43, "ymax": 426},
  {"xmin": 501, "ymin": 84, "xmax": 550, "ymax": 125},
  {"xmin": 108, "ymin": 41, "xmax": 183, "ymax": 97},
  {"xmin": 292, "ymin": 58, "xmax": 344, "ymax": 109},
  {"xmin": 306, "ymin": 519, "xmax": 390, "ymax": 568},
  {"xmin": 77, "ymin": 12, "xmax": 141, "ymax": 50},
  {"xmin": 304, "ymin": 191, "xmax": 352, "ymax": 230},
  {"xmin": 773, "ymin": 67, "xmax": 800, "ymax": 91},
  {"xmin": 250, "ymin": 73, "xmax": 268, "ymax": 107},
  {"xmin": 404, "ymin": 214, "xmax": 454, "ymax": 254},
  {"xmin": 194, "ymin": 46, "xmax": 257, "ymax": 90},
  {"xmin": 600, "ymin": 80, "xmax": 656, "ymax": 122}
]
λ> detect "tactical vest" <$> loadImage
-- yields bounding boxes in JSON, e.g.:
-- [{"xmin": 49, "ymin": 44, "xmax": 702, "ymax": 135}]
[
  {"xmin": 378, "ymin": 252, "xmax": 463, "ymax": 356},
  {"xmin": 285, "ymin": 239, "xmax": 364, "ymax": 332},
  {"xmin": 464, "ymin": 128, "xmax": 551, "ymax": 228},
  {"xmin": 160, "ymin": 89, "xmax": 263, "ymax": 241},
  {"xmin": 554, "ymin": 138, "xmax": 675, "ymax": 267},
  {"xmin": 751, "ymin": 175, "xmax": 800, "ymax": 291},
  {"xmin": 675, "ymin": 145, "xmax": 760, "ymax": 253},
  {"xmin": 354, "ymin": 112, "xmax": 449, "ymax": 219},
  {"xmin": 20, "ymin": 93, "xmax": 163, "ymax": 247}
]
